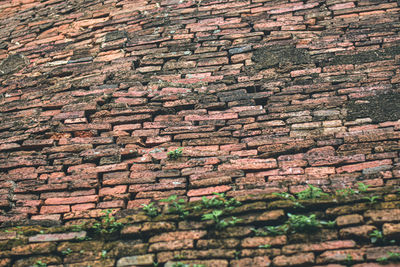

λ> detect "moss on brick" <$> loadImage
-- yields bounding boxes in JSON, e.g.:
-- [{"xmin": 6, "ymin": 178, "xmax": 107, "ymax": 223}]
[{"xmin": 346, "ymin": 92, "xmax": 400, "ymax": 123}]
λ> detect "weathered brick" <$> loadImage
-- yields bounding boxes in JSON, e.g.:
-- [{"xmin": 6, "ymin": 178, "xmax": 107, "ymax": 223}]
[
  {"xmin": 149, "ymin": 230, "xmax": 207, "ymax": 243},
  {"xmin": 230, "ymin": 256, "xmax": 271, "ymax": 267},
  {"xmin": 149, "ymin": 239, "xmax": 193, "ymax": 252},
  {"xmin": 241, "ymin": 236, "xmax": 287, "ymax": 248},
  {"xmin": 364, "ymin": 209, "xmax": 400, "ymax": 223},
  {"xmin": 117, "ymin": 254, "xmax": 155, "ymax": 266},
  {"xmin": 282, "ymin": 240, "xmax": 357, "ymax": 254},
  {"xmin": 29, "ymin": 232, "xmax": 86, "ymax": 243},
  {"xmin": 273, "ymin": 253, "xmax": 315, "ymax": 266}
]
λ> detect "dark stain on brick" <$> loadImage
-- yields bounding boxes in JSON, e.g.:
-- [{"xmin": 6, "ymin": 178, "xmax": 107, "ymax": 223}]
[
  {"xmin": 0, "ymin": 54, "xmax": 29, "ymax": 76},
  {"xmin": 326, "ymin": 45, "xmax": 400, "ymax": 66},
  {"xmin": 252, "ymin": 45, "xmax": 311, "ymax": 68},
  {"xmin": 346, "ymin": 91, "xmax": 400, "ymax": 123}
]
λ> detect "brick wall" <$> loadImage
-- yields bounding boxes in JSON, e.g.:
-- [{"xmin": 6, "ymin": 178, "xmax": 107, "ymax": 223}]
[{"xmin": 0, "ymin": 0, "xmax": 399, "ymax": 266}]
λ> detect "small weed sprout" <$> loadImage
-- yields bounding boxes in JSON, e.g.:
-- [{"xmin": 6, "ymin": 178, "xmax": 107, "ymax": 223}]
[
  {"xmin": 201, "ymin": 210, "xmax": 241, "ymax": 229},
  {"xmin": 345, "ymin": 254, "xmax": 353, "ymax": 265},
  {"xmin": 167, "ymin": 147, "xmax": 183, "ymax": 160},
  {"xmin": 357, "ymin": 182, "xmax": 370, "ymax": 193},
  {"xmin": 363, "ymin": 195, "xmax": 380, "ymax": 204},
  {"xmin": 258, "ymin": 244, "xmax": 271, "ymax": 249},
  {"xmin": 335, "ymin": 188, "xmax": 356, "ymax": 197},
  {"xmin": 296, "ymin": 184, "xmax": 329, "ymax": 200},
  {"xmin": 272, "ymin": 192, "xmax": 304, "ymax": 208},
  {"xmin": 171, "ymin": 263, "xmax": 205, "ymax": 267},
  {"xmin": 287, "ymin": 213, "xmax": 321, "ymax": 233},
  {"xmin": 369, "ymin": 229, "xmax": 383, "ymax": 244},
  {"xmin": 61, "ymin": 248, "xmax": 73, "ymax": 255},
  {"xmin": 101, "ymin": 250, "xmax": 108, "ymax": 259},
  {"xmin": 377, "ymin": 252, "xmax": 400, "ymax": 263},
  {"xmin": 91, "ymin": 209, "xmax": 123, "ymax": 235},
  {"xmin": 160, "ymin": 195, "xmax": 189, "ymax": 219},
  {"xmin": 195, "ymin": 193, "xmax": 241, "ymax": 211},
  {"xmin": 251, "ymin": 225, "xmax": 288, "ymax": 236},
  {"xmin": 142, "ymin": 203, "xmax": 159, "ymax": 217},
  {"xmin": 33, "ymin": 261, "xmax": 47, "ymax": 267}
]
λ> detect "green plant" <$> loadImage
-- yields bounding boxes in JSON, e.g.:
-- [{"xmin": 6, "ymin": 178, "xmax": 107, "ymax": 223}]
[
  {"xmin": 273, "ymin": 192, "xmax": 296, "ymax": 201},
  {"xmin": 160, "ymin": 195, "xmax": 189, "ymax": 219},
  {"xmin": 345, "ymin": 254, "xmax": 353, "ymax": 265},
  {"xmin": 201, "ymin": 210, "xmax": 241, "ymax": 229},
  {"xmin": 194, "ymin": 193, "xmax": 241, "ymax": 211},
  {"xmin": 70, "ymin": 223, "xmax": 84, "ymax": 232},
  {"xmin": 258, "ymin": 244, "xmax": 271, "ymax": 249},
  {"xmin": 171, "ymin": 263, "xmax": 205, "ymax": 267},
  {"xmin": 142, "ymin": 203, "xmax": 159, "ymax": 217},
  {"xmin": 335, "ymin": 188, "xmax": 356, "ymax": 197},
  {"xmin": 101, "ymin": 250, "xmax": 107, "ymax": 259},
  {"xmin": 167, "ymin": 147, "xmax": 183, "ymax": 160},
  {"xmin": 320, "ymin": 220, "xmax": 336, "ymax": 228},
  {"xmin": 272, "ymin": 192, "xmax": 304, "ymax": 208},
  {"xmin": 296, "ymin": 184, "xmax": 329, "ymax": 200},
  {"xmin": 91, "ymin": 209, "xmax": 123, "ymax": 235},
  {"xmin": 370, "ymin": 230, "xmax": 383, "ymax": 244},
  {"xmin": 252, "ymin": 225, "xmax": 288, "ymax": 236},
  {"xmin": 287, "ymin": 213, "xmax": 321, "ymax": 233},
  {"xmin": 377, "ymin": 252, "xmax": 400, "ymax": 263},
  {"xmin": 363, "ymin": 195, "xmax": 380, "ymax": 204},
  {"xmin": 61, "ymin": 248, "xmax": 72, "ymax": 255},
  {"xmin": 172, "ymin": 262, "xmax": 188, "ymax": 267},
  {"xmin": 357, "ymin": 182, "xmax": 369, "ymax": 193},
  {"xmin": 33, "ymin": 261, "xmax": 47, "ymax": 267}
]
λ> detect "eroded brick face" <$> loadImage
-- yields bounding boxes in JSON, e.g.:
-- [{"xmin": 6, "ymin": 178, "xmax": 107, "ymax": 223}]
[{"xmin": 0, "ymin": 0, "xmax": 400, "ymax": 266}]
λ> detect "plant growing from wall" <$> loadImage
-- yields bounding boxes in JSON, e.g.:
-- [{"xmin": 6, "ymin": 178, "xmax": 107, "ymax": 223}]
[
  {"xmin": 296, "ymin": 184, "xmax": 329, "ymax": 200},
  {"xmin": 194, "ymin": 193, "xmax": 241, "ymax": 211},
  {"xmin": 363, "ymin": 195, "xmax": 380, "ymax": 204},
  {"xmin": 370, "ymin": 230, "xmax": 383, "ymax": 244},
  {"xmin": 201, "ymin": 210, "xmax": 241, "ymax": 229},
  {"xmin": 142, "ymin": 202, "xmax": 159, "ymax": 217},
  {"xmin": 167, "ymin": 147, "xmax": 183, "ymax": 160},
  {"xmin": 377, "ymin": 252, "xmax": 400, "ymax": 263},
  {"xmin": 357, "ymin": 182, "xmax": 369, "ymax": 193},
  {"xmin": 91, "ymin": 209, "xmax": 122, "ymax": 235},
  {"xmin": 61, "ymin": 248, "xmax": 72, "ymax": 255},
  {"xmin": 160, "ymin": 195, "xmax": 189, "ymax": 219},
  {"xmin": 286, "ymin": 213, "xmax": 321, "ymax": 233},
  {"xmin": 33, "ymin": 261, "xmax": 47, "ymax": 267},
  {"xmin": 251, "ymin": 225, "xmax": 288, "ymax": 236},
  {"xmin": 171, "ymin": 263, "xmax": 205, "ymax": 267},
  {"xmin": 272, "ymin": 192, "xmax": 304, "ymax": 208}
]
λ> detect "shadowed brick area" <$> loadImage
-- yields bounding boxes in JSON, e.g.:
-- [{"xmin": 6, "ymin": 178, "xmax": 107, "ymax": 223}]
[{"xmin": 0, "ymin": 0, "xmax": 400, "ymax": 265}]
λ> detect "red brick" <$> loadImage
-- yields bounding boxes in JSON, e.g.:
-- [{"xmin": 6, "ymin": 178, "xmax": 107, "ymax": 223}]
[
  {"xmin": 99, "ymin": 185, "xmax": 127, "ymax": 196},
  {"xmin": 241, "ymin": 236, "xmax": 287, "ymax": 247},
  {"xmin": 29, "ymin": 231, "xmax": 86, "ymax": 242},
  {"xmin": 336, "ymin": 159, "xmax": 392, "ymax": 173},
  {"xmin": 230, "ymin": 256, "xmax": 271, "ymax": 267},
  {"xmin": 187, "ymin": 185, "xmax": 231, "ymax": 197},
  {"xmin": 71, "ymin": 203, "xmax": 96, "ymax": 211},
  {"xmin": 273, "ymin": 253, "xmax": 315, "ymax": 267},
  {"xmin": 44, "ymin": 195, "xmax": 98, "ymax": 205},
  {"xmin": 149, "ymin": 239, "xmax": 194, "ymax": 252},
  {"xmin": 149, "ymin": 230, "xmax": 207, "ymax": 243},
  {"xmin": 40, "ymin": 205, "xmax": 70, "ymax": 214},
  {"xmin": 364, "ymin": 209, "xmax": 400, "ymax": 223},
  {"xmin": 282, "ymin": 240, "xmax": 357, "ymax": 254},
  {"xmin": 219, "ymin": 158, "xmax": 277, "ymax": 171},
  {"xmin": 316, "ymin": 249, "xmax": 365, "ymax": 264}
]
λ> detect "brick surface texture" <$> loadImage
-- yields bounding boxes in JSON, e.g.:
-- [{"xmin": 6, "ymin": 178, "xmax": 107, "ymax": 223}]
[{"xmin": 0, "ymin": 0, "xmax": 399, "ymax": 266}]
